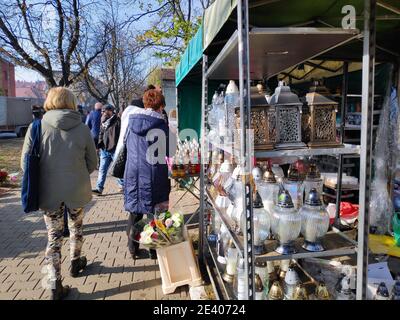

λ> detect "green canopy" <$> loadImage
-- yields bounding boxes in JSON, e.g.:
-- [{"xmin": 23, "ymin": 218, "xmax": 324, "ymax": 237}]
[{"xmin": 175, "ymin": 0, "xmax": 400, "ymax": 136}]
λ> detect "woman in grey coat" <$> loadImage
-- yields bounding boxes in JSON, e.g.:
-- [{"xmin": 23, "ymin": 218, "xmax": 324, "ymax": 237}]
[{"xmin": 21, "ymin": 87, "xmax": 97, "ymax": 300}]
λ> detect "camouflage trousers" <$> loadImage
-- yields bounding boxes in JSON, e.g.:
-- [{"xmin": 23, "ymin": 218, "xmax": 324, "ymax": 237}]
[{"xmin": 43, "ymin": 204, "xmax": 84, "ymax": 280}]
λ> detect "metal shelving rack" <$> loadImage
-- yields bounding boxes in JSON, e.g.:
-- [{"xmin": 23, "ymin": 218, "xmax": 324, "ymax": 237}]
[{"xmin": 198, "ymin": 0, "xmax": 379, "ymax": 300}]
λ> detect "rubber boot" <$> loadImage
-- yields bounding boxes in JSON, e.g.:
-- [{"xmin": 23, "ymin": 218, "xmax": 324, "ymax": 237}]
[
  {"xmin": 50, "ymin": 280, "xmax": 70, "ymax": 300},
  {"xmin": 70, "ymin": 256, "xmax": 87, "ymax": 277}
]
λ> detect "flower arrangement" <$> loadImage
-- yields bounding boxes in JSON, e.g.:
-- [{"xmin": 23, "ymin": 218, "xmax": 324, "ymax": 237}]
[
  {"xmin": 0, "ymin": 170, "xmax": 19, "ymax": 186},
  {"xmin": 133, "ymin": 211, "xmax": 184, "ymax": 249}
]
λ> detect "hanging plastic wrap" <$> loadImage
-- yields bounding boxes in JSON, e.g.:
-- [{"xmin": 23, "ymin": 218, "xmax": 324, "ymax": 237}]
[{"xmin": 370, "ymin": 66, "xmax": 397, "ymax": 234}]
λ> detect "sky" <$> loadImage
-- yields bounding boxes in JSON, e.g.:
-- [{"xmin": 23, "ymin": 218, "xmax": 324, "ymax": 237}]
[{"xmin": 12, "ymin": 0, "xmax": 165, "ymax": 83}]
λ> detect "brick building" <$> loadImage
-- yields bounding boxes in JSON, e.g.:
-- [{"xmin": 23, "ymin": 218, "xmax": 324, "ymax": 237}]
[{"xmin": 0, "ymin": 56, "xmax": 16, "ymax": 97}]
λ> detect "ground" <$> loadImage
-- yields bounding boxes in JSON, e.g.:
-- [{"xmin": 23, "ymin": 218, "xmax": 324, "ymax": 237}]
[{"xmin": 0, "ymin": 137, "xmax": 200, "ymax": 300}]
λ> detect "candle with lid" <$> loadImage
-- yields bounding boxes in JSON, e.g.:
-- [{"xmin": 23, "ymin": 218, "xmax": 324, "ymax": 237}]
[
  {"xmin": 303, "ymin": 163, "xmax": 323, "ymax": 201},
  {"xmin": 299, "ymin": 188, "xmax": 330, "ymax": 252},
  {"xmin": 283, "ymin": 164, "xmax": 304, "ymax": 210},
  {"xmin": 270, "ymin": 189, "xmax": 302, "ymax": 254}
]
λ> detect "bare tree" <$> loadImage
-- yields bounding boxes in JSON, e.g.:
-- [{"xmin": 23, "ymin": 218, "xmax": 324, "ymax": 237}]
[
  {"xmin": 77, "ymin": 0, "xmax": 146, "ymax": 109},
  {"xmin": 0, "ymin": 0, "xmax": 109, "ymax": 88}
]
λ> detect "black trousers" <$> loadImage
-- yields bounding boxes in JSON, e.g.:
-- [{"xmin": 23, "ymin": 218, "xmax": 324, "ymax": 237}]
[{"xmin": 127, "ymin": 212, "xmax": 156, "ymax": 257}]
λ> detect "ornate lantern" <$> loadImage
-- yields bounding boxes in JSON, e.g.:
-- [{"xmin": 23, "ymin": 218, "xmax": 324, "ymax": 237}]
[
  {"xmin": 305, "ymin": 80, "xmax": 341, "ymax": 148},
  {"xmin": 300, "ymin": 188, "xmax": 330, "ymax": 252},
  {"xmin": 235, "ymin": 85, "xmax": 275, "ymax": 151},
  {"xmin": 270, "ymin": 81, "xmax": 306, "ymax": 149}
]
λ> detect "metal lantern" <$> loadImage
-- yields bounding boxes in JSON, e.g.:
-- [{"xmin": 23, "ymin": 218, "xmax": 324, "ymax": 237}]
[
  {"xmin": 270, "ymin": 81, "xmax": 306, "ymax": 149},
  {"xmin": 305, "ymin": 80, "xmax": 342, "ymax": 148},
  {"xmin": 235, "ymin": 85, "xmax": 275, "ymax": 151},
  {"xmin": 299, "ymin": 188, "xmax": 330, "ymax": 252}
]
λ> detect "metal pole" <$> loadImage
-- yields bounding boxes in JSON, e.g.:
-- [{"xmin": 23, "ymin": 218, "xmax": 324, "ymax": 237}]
[
  {"xmin": 357, "ymin": 0, "xmax": 376, "ymax": 300},
  {"xmin": 334, "ymin": 61, "xmax": 349, "ymax": 228},
  {"xmin": 199, "ymin": 54, "xmax": 208, "ymax": 264},
  {"xmin": 237, "ymin": 0, "xmax": 255, "ymax": 300}
]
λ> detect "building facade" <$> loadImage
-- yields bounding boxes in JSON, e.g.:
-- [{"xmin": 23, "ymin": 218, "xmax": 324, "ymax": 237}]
[{"xmin": 0, "ymin": 57, "xmax": 16, "ymax": 97}]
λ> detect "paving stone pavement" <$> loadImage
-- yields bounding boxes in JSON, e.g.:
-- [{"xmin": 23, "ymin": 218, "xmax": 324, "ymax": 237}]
[{"xmin": 0, "ymin": 173, "xmax": 200, "ymax": 300}]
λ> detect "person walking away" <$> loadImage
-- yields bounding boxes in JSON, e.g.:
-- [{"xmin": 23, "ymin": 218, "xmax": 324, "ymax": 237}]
[
  {"xmin": 92, "ymin": 104, "xmax": 122, "ymax": 195},
  {"xmin": 85, "ymin": 102, "xmax": 103, "ymax": 148},
  {"xmin": 21, "ymin": 87, "xmax": 97, "ymax": 300},
  {"xmin": 124, "ymin": 89, "xmax": 170, "ymax": 260},
  {"xmin": 78, "ymin": 105, "xmax": 87, "ymax": 123},
  {"xmin": 31, "ymin": 104, "xmax": 45, "ymax": 120}
]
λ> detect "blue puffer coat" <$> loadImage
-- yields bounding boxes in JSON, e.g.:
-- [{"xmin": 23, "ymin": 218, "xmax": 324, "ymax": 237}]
[{"xmin": 124, "ymin": 110, "xmax": 170, "ymax": 214}]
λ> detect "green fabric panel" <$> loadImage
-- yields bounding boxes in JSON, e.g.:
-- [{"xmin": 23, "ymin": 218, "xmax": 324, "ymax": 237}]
[
  {"xmin": 175, "ymin": 23, "xmax": 204, "ymax": 86},
  {"xmin": 177, "ymin": 81, "xmax": 220, "ymax": 138},
  {"xmin": 204, "ymin": 0, "xmax": 236, "ymax": 49}
]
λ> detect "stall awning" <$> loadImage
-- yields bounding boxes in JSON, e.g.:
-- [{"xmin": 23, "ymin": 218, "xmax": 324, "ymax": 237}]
[{"xmin": 175, "ymin": 23, "xmax": 204, "ymax": 86}]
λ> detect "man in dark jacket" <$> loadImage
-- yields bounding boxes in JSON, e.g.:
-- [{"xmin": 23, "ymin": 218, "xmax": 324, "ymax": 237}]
[
  {"xmin": 92, "ymin": 104, "xmax": 122, "ymax": 195},
  {"xmin": 85, "ymin": 102, "xmax": 103, "ymax": 148}
]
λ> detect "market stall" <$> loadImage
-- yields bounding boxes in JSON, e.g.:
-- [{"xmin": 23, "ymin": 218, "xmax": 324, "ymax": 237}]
[{"xmin": 175, "ymin": 0, "xmax": 400, "ymax": 300}]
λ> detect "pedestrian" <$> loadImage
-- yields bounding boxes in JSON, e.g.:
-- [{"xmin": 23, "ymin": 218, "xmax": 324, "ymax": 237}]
[
  {"xmin": 85, "ymin": 102, "xmax": 103, "ymax": 149},
  {"xmin": 77, "ymin": 105, "xmax": 87, "ymax": 123},
  {"xmin": 92, "ymin": 104, "xmax": 122, "ymax": 195},
  {"xmin": 31, "ymin": 104, "xmax": 44, "ymax": 120},
  {"xmin": 124, "ymin": 89, "xmax": 170, "ymax": 260},
  {"xmin": 20, "ymin": 87, "xmax": 97, "ymax": 300}
]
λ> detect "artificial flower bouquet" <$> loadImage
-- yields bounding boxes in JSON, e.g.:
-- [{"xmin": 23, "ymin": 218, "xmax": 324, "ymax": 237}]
[{"xmin": 133, "ymin": 211, "xmax": 185, "ymax": 249}]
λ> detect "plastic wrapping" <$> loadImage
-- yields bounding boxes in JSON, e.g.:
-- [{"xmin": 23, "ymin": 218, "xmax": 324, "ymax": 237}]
[{"xmin": 370, "ymin": 67, "xmax": 396, "ymax": 234}]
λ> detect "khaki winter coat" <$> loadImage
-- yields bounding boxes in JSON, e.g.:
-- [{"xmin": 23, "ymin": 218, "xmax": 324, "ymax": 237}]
[{"xmin": 21, "ymin": 109, "xmax": 97, "ymax": 211}]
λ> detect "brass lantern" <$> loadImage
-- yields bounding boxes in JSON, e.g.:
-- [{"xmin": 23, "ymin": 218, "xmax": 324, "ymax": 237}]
[
  {"xmin": 270, "ymin": 81, "xmax": 307, "ymax": 149},
  {"xmin": 305, "ymin": 81, "xmax": 342, "ymax": 148},
  {"xmin": 235, "ymin": 85, "xmax": 275, "ymax": 151}
]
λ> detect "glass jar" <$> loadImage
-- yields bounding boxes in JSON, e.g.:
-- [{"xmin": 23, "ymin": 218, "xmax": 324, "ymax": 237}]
[
  {"xmin": 391, "ymin": 276, "xmax": 400, "ymax": 300},
  {"xmin": 257, "ymin": 167, "xmax": 279, "ymax": 220},
  {"xmin": 303, "ymin": 163, "xmax": 323, "ymax": 202},
  {"xmin": 252, "ymin": 192, "xmax": 270, "ymax": 255},
  {"xmin": 255, "ymin": 261, "xmax": 269, "ymax": 297},
  {"xmin": 233, "ymin": 258, "xmax": 246, "ymax": 300},
  {"xmin": 375, "ymin": 282, "xmax": 390, "ymax": 300},
  {"xmin": 222, "ymin": 242, "xmax": 238, "ymax": 283},
  {"xmin": 255, "ymin": 273, "xmax": 265, "ymax": 300},
  {"xmin": 283, "ymin": 164, "xmax": 304, "ymax": 210},
  {"xmin": 299, "ymin": 188, "xmax": 330, "ymax": 252},
  {"xmin": 216, "ymin": 225, "xmax": 230, "ymax": 265},
  {"xmin": 271, "ymin": 190, "xmax": 302, "ymax": 254},
  {"xmin": 335, "ymin": 274, "xmax": 355, "ymax": 300},
  {"xmin": 284, "ymin": 266, "xmax": 300, "ymax": 300}
]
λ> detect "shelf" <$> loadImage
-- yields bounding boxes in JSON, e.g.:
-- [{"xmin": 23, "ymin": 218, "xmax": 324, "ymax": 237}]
[
  {"xmin": 206, "ymin": 27, "xmax": 359, "ymax": 80},
  {"xmin": 255, "ymin": 231, "xmax": 357, "ymax": 262},
  {"xmin": 255, "ymin": 144, "xmax": 360, "ymax": 158},
  {"xmin": 206, "ymin": 188, "xmax": 244, "ymax": 255},
  {"xmin": 337, "ymin": 125, "xmax": 379, "ymax": 131},
  {"xmin": 346, "ymin": 110, "xmax": 382, "ymax": 115},
  {"xmin": 332, "ymin": 94, "xmax": 383, "ymax": 98}
]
